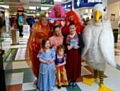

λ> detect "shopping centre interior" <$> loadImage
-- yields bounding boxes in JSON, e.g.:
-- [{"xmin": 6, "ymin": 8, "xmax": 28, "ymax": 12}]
[{"xmin": 0, "ymin": 0, "xmax": 120, "ymax": 91}]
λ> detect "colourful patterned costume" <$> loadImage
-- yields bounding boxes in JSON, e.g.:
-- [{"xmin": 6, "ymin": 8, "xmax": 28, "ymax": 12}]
[
  {"xmin": 55, "ymin": 55, "xmax": 68, "ymax": 86},
  {"xmin": 25, "ymin": 21, "xmax": 51, "ymax": 78}
]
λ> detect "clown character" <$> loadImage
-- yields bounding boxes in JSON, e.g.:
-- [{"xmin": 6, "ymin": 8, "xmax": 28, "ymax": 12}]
[
  {"xmin": 62, "ymin": 10, "xmax": 84, "ymax": 35},
  {"xmin": 82, "ymin": 4, "xmax": 116, "ymax": 91},
  {"xmin": 49, "ymin": 4, "xmax": 66, "ymax": 28}
]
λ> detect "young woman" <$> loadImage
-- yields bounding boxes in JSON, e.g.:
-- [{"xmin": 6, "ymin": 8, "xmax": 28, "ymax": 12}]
[
  {"xmin": 66, "ymin": 22, "xmax": 84, "ymax": 88},
  {"xmin": 55, "ymin": 45, "xmax": 68, "ymax": 89},
  {"xmin": 37, "ymin": 38, "xmax": 56, "ymax": 91},
  {"xmin": 49, "ymin": 25, "xmax": 64, "ymax": 49}
]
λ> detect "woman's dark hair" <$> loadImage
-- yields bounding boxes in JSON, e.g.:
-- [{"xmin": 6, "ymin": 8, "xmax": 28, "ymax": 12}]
[
  {"xmin": 41, "ymin": 38, "xmax": 49, "ymax": 49},
  {"xmin": 53, "ymin": 25, "xmax": 60, "ymax": 32},
  {"xmin": 68, "ymin": 22, "xmax": 76, "ymax": 27}
]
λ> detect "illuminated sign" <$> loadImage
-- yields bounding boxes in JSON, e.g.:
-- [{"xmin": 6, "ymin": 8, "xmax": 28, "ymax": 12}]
[
  {"xmin": 41, "ymin": 0, "xmax": 54, "ymax": 6},
  {"xmin": 61, "ymin": 1, "xmax": 72, "ymax": 10},
  {"xmin": 36, "ymin": 7, "xmax": 41, "ymax": 12},
  {"xmin": 74, "ymin": 0, "xmax": 102, "ymax": 9},
  {"xmin": 24, "ymin": 10, "xmax": 30, "ymax": 13},
  {"xmin": 17, "ymin": 8, "xmax": 24, "ymax": 12}
]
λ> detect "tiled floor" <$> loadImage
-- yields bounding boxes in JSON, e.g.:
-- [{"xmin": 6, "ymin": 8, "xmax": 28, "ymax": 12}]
[{"xmin": 2, "ymin": 38, "xmax": 120, "ymax": 91}]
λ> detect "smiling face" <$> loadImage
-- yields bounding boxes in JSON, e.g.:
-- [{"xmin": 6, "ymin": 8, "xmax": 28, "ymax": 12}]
[
  {"xmin": 54, "ymin": 27, "xmax": 61, "ymax": 36},
  {"xmin": 44, "ymin": 40, "xmax": 50, "ymax": 49},
  {"xmin": 58, "ymin": 48, "xmax": 64, "ymax": 56},
  {"xmin": 41, "ymin": 17, "xmax": 48, "ymax": 26},
  {"xmin": 69, "ymin": 24, "xmax": 76, "ymax": 35}
]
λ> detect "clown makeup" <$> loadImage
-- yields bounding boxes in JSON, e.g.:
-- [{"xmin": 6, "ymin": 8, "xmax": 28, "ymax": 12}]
[
  {"xmin": 69, "ymin": 15, "xmax": 74, "ymax": 21},
  {"xmin": 54, "ymin": 8, "xmax": 60, "ymax": 13},
  {"xmin": 54, "ymin": 8, "xmax": 61, "ymax": 18}
]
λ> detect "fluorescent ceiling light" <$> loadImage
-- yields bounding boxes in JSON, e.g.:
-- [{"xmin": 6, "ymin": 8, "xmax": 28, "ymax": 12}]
[
  {"xmin": 29, "ymin": 6, "xmax": 36, "ymax": 10},
  {"xmin": 0, "ymin": 5, "xmax": 9, "ymax": 8},
  {"xmin": 29, "ymin": 6, "xmax": 50, "ymax": 10},
  {"xmin": 41, "ymin": 7, "xmax": 49, "ymax": 10},
  {"xmin": 54, "ymin": 0, "xmax": 62, "ymax": 2}
]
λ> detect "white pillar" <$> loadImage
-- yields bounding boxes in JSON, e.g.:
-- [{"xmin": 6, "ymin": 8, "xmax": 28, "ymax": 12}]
[
  {"xmin": 102, "ymin": 0, "xmax": 107, "ymax": 7},
  {"xmin": 72, "ymin": 0, "xmax": 80, "ymax": 18}
]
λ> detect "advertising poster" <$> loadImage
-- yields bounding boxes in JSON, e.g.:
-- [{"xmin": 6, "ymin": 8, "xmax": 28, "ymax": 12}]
[
  {"xmin": 23, "ymin": 25, "xmax": 30, "ymax": 38},
  {"xmin": 41, "ymin": 0, "xmax": 54, "ymax": 6}
]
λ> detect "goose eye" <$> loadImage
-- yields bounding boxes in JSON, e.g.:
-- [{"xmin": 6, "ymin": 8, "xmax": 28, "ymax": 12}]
[{"xmin": 103, "ymin": 7, "xmax": 106, "ymax": 11}]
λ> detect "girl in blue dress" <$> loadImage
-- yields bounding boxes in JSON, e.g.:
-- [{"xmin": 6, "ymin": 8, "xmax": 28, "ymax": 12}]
[{"xmin": 37, "ymin": 38, "xmax": 56, "ymax": 91}]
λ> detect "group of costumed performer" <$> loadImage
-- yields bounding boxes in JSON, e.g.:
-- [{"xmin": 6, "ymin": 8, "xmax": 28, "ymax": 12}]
[
  {"xmin": 82, "ymin": 4, "xmax": 116, "ymax": 91},
  {"xmin": 25, "ymin": 3, "xmax": 85, "ymax": 86},
  {"xmin": 25, "ymin": 4, "xmax": 66, "ymax": 85},
  {"xmin": 25, "ymin": 14, "xmax": 52, "ymax": 83}
]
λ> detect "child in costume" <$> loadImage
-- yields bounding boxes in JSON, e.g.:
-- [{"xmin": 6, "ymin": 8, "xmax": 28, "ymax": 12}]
[
  {"xmin": 37, "ymin": 38, "xmax": 56, "ymax": 91},
  {"xmin": 62, "ymin": 10, "xmax": 84, "ymax": 53},
  {"xmin": 55, "ymin": 45, "xmax": 68, "ymax": 89},
  {"xmin": 66, "ymin": 22, "xmax": 84, "ymax": 88}
]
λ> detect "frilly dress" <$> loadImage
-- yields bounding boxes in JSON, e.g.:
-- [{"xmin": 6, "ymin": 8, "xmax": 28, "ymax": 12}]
[{"xmin": 37, "ymin": 48, "xmax": 56, "ymax": 91}]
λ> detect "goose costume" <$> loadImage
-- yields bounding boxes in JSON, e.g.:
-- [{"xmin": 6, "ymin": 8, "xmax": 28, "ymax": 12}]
[{"xmin": 82, "ymin": 4, "xmax": 116, "ymax": 91}]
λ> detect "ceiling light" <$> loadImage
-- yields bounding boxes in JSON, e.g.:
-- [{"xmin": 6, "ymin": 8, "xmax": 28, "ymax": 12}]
[
  {"xmin": 29, "ymin": 6, "xmax": 50, "ymax": 10},
  {"xmin": 41, "ymin": 7, "xmax": 49, "ymax": 10},
  {"xmin": 0, "ymin": 5, "xmax": 9, "ymax": 8},
  {"xmin": 54, "ymin": 0, "xmax": 62, "ymax": 2},
  {"xmin": 29, "ymin": 6, "xmax": 36, "ymax": 10}
]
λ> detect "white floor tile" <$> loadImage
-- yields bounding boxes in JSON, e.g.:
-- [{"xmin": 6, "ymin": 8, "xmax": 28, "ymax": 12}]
[
  {"xmin": 81, "ymin": 66, "xmax": 92, "ymax": 76},
  {"xmin": 82, "ymin": 62, "xmax": 88, "ymax": 66},
  {"xmin": 104, "ymin": 64, "xmax": 120, "ymax": 91},
  {"xmin": 13, "ymin": 61, "xmax": 29, "ymax": 69},
  {"xmin": 22, "ymin": 82, "xmax": 36, "ymax": 90},
  {"xmin": 77, "ymin": 82, "xmax": 99, "ymax": 91},
  {"xmin": 78, "ymin": 64, "xmax": 120, "ymax": 91},
  {"xmin": 115, "ymin": 56, "xmax": 120, "ymax": 65},
  {"xmin": 10, "ymin": 72, "xmax": 24, "ymax": 85},
  {"xmin": 15, "ymin": 48, "xmax": 26, "ymax": 60},
  {"xmin": 11, "ymin": 45, "xmax": 26, "ymax": 48}
]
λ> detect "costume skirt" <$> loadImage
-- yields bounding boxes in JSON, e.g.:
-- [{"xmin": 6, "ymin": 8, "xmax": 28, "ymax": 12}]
[
  {"xmin": 56, "ymin": 66, "xmax": 68, "ymax": 86},
  {"xmin": 66, "ymin": 49, "xmax": 81, "ymax": 81},
  {"xmin": 38, "ymin": 67, "xmax": 55, "ymax": 91}
]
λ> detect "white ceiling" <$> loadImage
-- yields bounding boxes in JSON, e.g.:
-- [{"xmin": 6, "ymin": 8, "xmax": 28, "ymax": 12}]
[
  {"xmin": 1, "ymin": 0, "xmax": 120, "ymax": 13},
  {"xmin": 7, "ymin": 0, "xmax": 67, "ymax": 12}
]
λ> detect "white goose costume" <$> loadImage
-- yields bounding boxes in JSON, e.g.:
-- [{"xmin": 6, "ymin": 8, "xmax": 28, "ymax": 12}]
[{"xmin": 82, "ymin": 4, "xmax": 116, "ymax": 91}]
